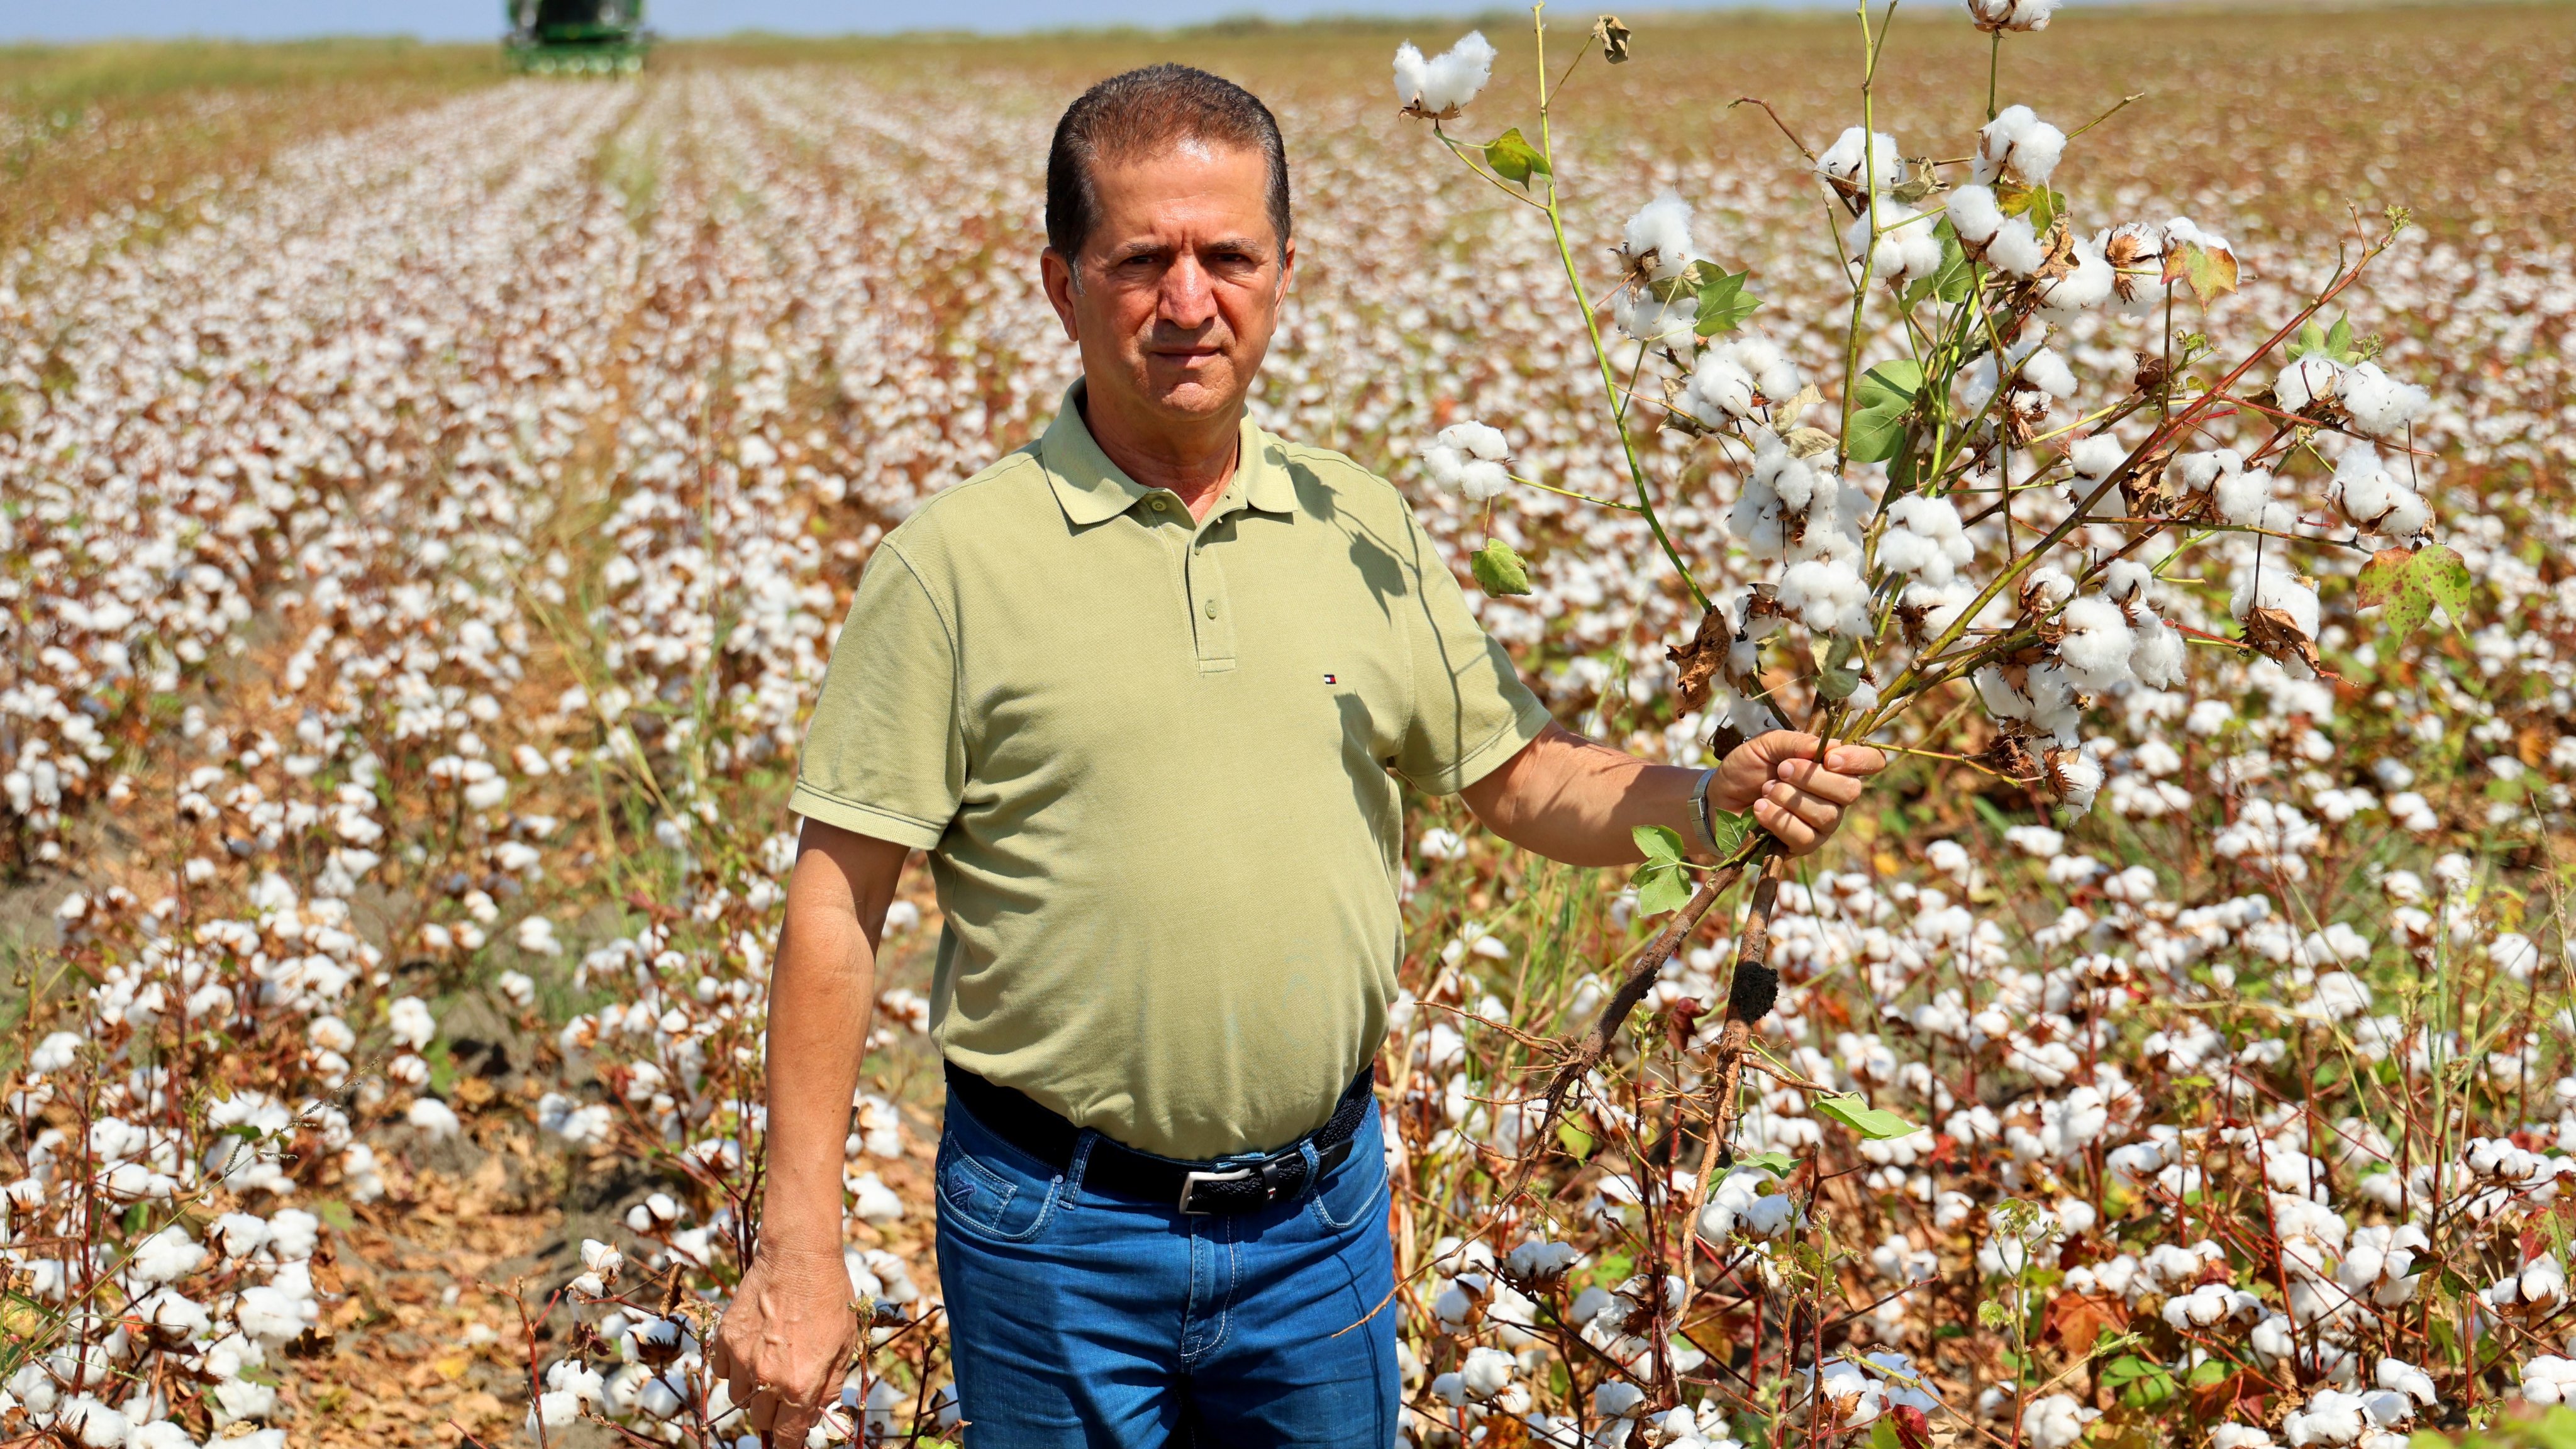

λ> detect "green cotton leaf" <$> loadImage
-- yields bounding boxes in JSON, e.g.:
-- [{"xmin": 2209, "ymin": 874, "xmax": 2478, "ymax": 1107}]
[
  {"xmin": 1690, "ymin": 262, "xmax": 1763, "ymax": 337},
  {"xmin": 1933, "ymin": 225, "xmax": 1975, "ymax": 304},
  {"xmin": 2289, "ymin": 319, "xmax": 2330, "ymax": 360},
  {"xmin": 2358, "ymin": 544, "xmax": 2472, "ymax": 641},
  {"xmin": 1633, "ymin": 823, "xmax": 1686, "ymax": 865},
  {"xmin": 1484, "ymin": 128, "xmax": 1552, "ymax": 186},
  {"xmin": 1996, "ymin": 182, "xmax": 2063, "ymax": 234},
  {"xmin": 2415, "ymin": 543, "xmax": 2472, "ymax": 630},
  {"xmin": 2326, "ymin": 315, "xmax": 2357, "ymax": 362},
  {"xmin": 1816, "ymin": 666, "xmax": 1863, "ymax": 701},
  {"xmin": 1844, "ymin": 358, "xmax": 1923, "ymax": 464},
  {"xmin": 1557, "ymin": 1122, "xmax": 1595, "ymax": 1157},
  {"xmin": 1631, "ymin": 860, "xmax": 1692, "ymax": 916},
  {"xmin": 1872, "ymin": 1418, "xmax": 1904, "ymax": 1449},
  {"xmin": 1813, "ymin": 1094, "xmax": 1918, "ymax": 1140},
  {"xmin": 1703, "ymin": 806, "xmax": 1755, "ymax": 859},
  {"xmin": 1740, "ymin": 1150, "xmax": 1797, "ymax": 1177},
  {"xmin": 1470, "ymin": 539, "xmax": 1531, "ymax": 597}
]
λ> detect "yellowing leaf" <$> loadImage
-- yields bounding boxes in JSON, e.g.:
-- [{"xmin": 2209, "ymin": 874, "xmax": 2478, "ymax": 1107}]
[{"xmin": 1484, "ymin": 128, "xmax": 1552, "ymax": 186}]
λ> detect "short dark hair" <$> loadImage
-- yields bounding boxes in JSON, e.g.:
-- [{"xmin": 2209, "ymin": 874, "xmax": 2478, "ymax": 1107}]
[{"xmin": 1045, "ymin": 64, "xmax": 1292, "ymax": 266}]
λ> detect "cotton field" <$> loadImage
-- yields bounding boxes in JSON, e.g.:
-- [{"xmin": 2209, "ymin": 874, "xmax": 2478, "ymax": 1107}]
[{"xmin": 3, "ymin": 8, "xmax": 2575, "ymax": 1449}]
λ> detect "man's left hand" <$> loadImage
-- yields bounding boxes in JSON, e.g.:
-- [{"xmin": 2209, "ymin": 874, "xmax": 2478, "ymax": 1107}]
[{"xmin": 1709, "ymin": 731, "xmax": 1888, "ymax": 857}]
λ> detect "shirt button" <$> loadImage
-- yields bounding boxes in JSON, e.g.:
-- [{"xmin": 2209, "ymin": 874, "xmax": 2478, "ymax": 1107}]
[
  {"xmin": 1204, "ymin": 600, "xmax": 1218, "ymax": 618},
  {"xmin": 1150, "ymin": 497, "xmax": 1169, "ymax": 513}
]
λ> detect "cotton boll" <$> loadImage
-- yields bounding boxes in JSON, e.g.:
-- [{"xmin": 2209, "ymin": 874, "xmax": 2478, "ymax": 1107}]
[
  {"xmin": 2331, "ymin": 446, "xmax": 2431, "ymax": 538},
  {"xmin": 2339, "ymin": 362, "xmax": 2430, "ymax": 438},
  {"xmin": 2129, "ymin": 614, "xmax": 2188, "ymax": 688},
  {"xmin": 1975, "ymin": 667, "xmax": 2036, "ymax": 721},
  {"xmin": 1986, "ymin": 216, "xmax": 2048, "ymax": 277},
  {"xmin": 1460, "ymin": 1345, "xmax": 1517, "ymax": 1399},
  {"xmin": 2055, "ymin": 596, "xmax": 2136, "ymax": 691},
  {"xmin": 1818, "ymin": 127, "xmax": 1908, "ymax": 194},
  {"xmin": 1421, "ymin": 421, "xmax": 1512, "ymax": 501},
  {"xmin": 2277, "ymin": 354, "xmax": 2347, "ymax": 413},
  {"xmin": 2067, "ymin": 434, "xmax": 2127, "ymax": 483},
  {"xmin": 1778, "ymin": 558, "xmax": 1870, "ymax": 636},
  {"xmin": 2047, "ymin": 747, "xmax": 2106, "ymax": 812},
  {"xmin": 2213, "ymin": 468, "xmax": 2279, "ymax": 528},
  {"xmin": 406, "ymin": 1097, "xmax": 462, "ymax": 1140},
  {"xmin": 1946, "ymin": 184, "xmax": 2004, "ymax": 245},
  {"xmin": 232, "ymin": 1285, "xmax": 307, "ymax": 1343},
  {"xmin": 126, "ymin": 1226, "xmax": 208, "ymax": 1285},
  {"xmin": 1967, "ymin": 0, "xmax": 2061, "ymax": 31},
  {"xmin": 1394, "ymin": 32, "xmax": 1496, "ymax": 115},
  {"xmin": 1684, "ymin": 353, "xmax": 1757, "ymax": 423},
  {"xmin": 1621, "ymin": 192, "xmax": 1699, "ymax": 281},
  {"xmin": 2038, "ymin": 240, "xmax": 2116, "ymax": 315},
  {"xmin": 1847, "ymin": 199, "xmax": 1945, "ymax": 287},
  {"xmin": 2233, "ymin": 574, "xmax": 2321, "ymax": 640},
  {"xmin": 2021, "ymin": 1394, "xmax": 2099, "ymax": 1449},
  {"xmin": 2102, "ymin": 560, "xmax": 2153, "ymax": 604},
  {"xmin": 1975, "ymin": 106, "xmax": 2068, "ymax": 186},
  {"xmin": 2021, "ymin": 347, "xmax": 2078, "ymax": 399},
  {"xmin": 2167, "ymin": 447, "xmax": 2242, "ymax": 494},
  {"xmin": 1614, "ymin": 289, "xmax": 1699, "ymax": 347}
]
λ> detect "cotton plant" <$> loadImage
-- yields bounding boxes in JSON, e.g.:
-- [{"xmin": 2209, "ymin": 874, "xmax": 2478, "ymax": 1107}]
[{"xmin": 1370, "ymin": 0, "xmax": 2541, "ymax": 1438}]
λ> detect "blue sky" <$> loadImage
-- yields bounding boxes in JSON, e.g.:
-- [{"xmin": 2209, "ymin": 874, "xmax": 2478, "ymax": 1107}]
[{"xmin": 9, "ymin": 0, "xmax": 1870, "ymax": 43}]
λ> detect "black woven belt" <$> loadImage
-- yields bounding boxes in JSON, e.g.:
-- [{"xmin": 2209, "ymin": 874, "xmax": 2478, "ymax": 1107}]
[{"xmin": 942, "ymin": 1062, "xmax": 1375, "ymax": 1216}]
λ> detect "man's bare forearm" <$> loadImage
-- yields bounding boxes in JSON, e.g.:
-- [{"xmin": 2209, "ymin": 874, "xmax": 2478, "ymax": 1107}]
[
  {"xmin": 1458, "ymin": 723, "xmax": 1700, "ymax": 867},
  {"xmin": 1460, "ymin": 723, "xmax": 1887, "ymax": 865},
  {"xmin": 760, "ymin": 821, "xmax": 908, "ymax": 1258}
]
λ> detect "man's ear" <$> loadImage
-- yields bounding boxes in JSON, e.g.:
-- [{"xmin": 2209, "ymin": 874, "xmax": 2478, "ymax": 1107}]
[
  {"xmin": 1276, "ymin": 238, "xmax": 1297, "ymax": 304},
  {"xmin": 1040, "ymin": 247, "xmax": 1081, "ymax": 343}
]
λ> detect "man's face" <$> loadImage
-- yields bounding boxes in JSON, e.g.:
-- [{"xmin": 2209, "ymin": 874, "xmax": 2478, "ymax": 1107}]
[{"xmin": 1043, "ymin": 140, "xmax": 1292, "ymax": 431}]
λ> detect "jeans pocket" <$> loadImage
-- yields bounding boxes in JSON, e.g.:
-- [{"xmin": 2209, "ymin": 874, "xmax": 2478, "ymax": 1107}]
[
  {"xmin": 1306, "ymin": 1113, "xmax": 1390, "ymax": 1233},
  {"xmin": 936, "ymin": 1122, "xmax": 1062, "ymax": 1244}
]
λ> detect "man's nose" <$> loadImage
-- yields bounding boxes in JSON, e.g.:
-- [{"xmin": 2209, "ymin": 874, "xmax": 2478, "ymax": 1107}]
[{"xmin": 1158, "ymin": 253, "xmax": 1218, "ymax": 330}]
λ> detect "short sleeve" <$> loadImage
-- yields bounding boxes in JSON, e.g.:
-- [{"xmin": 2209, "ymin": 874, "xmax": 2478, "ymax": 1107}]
[
  {"xmin": 1390, "ymin": 509, "xmax": 1555, "ymax": 794},
  {"xmin": 788, "ymin": 544, "xmax": 964, "ymax": 850}
]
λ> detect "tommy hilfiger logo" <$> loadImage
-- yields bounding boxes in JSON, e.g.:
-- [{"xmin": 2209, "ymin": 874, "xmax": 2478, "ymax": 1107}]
[{"xmin": 1323, "ymin": 674, "xmax": 1338, "ymax": 684}]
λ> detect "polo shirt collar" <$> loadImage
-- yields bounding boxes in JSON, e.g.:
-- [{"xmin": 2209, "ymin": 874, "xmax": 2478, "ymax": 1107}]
[{"xmin": 1040, "ymin": 380, "xmax": 1297, "ymax": 526}]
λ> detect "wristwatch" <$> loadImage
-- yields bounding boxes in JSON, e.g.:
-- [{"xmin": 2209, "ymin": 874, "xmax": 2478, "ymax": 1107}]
[{"xmin": 1683, "ymin": 766, "xmax": 1723, "ymax": 858}]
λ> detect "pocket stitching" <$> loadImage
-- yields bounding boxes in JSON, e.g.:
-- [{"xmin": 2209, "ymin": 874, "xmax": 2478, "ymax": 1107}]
[
  {"xmin": 1305, "ymin": 1150, "xmax": 1389, "ymax": 1231},
  {"xmin": 938, "ymin": 1139, "xmax": 1060, "ymax": 1244}
]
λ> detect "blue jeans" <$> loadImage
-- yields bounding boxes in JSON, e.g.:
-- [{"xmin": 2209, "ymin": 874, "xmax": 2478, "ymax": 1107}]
[{"xmin": 933, "ymin": 1086, "xmax": 1399, "ymax": 1446}]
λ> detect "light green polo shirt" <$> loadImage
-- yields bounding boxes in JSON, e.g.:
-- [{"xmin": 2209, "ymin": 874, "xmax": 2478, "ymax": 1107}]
[{"xmin": 789, "ymin": 384, "xmax": 1552, "ymax": 1159}]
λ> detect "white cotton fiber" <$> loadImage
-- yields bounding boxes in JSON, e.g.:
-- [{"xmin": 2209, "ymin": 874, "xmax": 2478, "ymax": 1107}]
[
  {"xmin": 1394, "ymin": 32, "xmax": 1495, "ymax": 114},
  {"xmin": 1622, "ymin": 192, "xmax": 1698, "ymax": 281},
  {"xmin": 2276, "ymin": 354, "xmax": 2346, "ymax": 413},
  {"xmin": 2038, "ymin": 240, "xmax": 2115, "ymax": 315},
  {"xmin": 2055, "ymin": 596, "xmax": 2135, "ymax": 691},
  {"xmin": 1946, "ymin": 184, "xmax": 2004, "ymax": 246},
  {"xmin": 1987, "ymin": 216, "xmax": 2048, "ymax": 277},
  {"xmin": 1818, "ymin": 127, "xmax": 1907, "ymax": 193},
  {"xmin": 2213, "ymin": 467, "xmax": 2277, "ymax": 528},
  {"xmin": 2338, "ymin": 362, "xmax": 2430, "ymax": 438},
  {"xmin": 2021, "ymin": 347, "xmax": 2078, "ymax": 399},
  {"xmin": 2232, "ymin": 572, "xmax": 2321, "ymax": 640},
  {"xmin": 2129, "ymin": 614, "xmax": 2188, "ymax": 687},
  {"xmin": 1975, "ymin": 105, "xmax": 2068, "ymax": 186},
  {"xmin": 2068, "ymin": 434, "xmax": 2128, "ymax": 482},
  {"xmin": 2331, "ymin": 445, "xmax": 2430, "ymax": 537}
]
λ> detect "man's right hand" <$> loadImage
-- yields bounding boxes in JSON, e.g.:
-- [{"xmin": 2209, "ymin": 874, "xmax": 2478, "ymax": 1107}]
[{"xmin": 711, "ymin": 1243, "xmax": 860, "ymax": 1446}]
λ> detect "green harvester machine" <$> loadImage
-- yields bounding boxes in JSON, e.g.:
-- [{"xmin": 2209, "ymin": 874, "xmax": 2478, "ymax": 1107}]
[{"xmin": 506, "ymin": 0, "xmax": 648, "ymax": 74}]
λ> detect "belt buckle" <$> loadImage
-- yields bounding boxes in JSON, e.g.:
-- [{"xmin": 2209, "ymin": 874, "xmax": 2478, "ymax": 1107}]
[{"xmin": 1177, "ymin": 1166, "xmax": 1255, "ymax": 1215}]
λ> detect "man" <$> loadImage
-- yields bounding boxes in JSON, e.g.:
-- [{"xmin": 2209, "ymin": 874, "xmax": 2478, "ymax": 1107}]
[{"xmin": 711, "ymin": 64, "xmax": 1884, "ymax": 1446}]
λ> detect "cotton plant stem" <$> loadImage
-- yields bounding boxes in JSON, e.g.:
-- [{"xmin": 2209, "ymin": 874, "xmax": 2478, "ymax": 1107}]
[
  {"xmin": 1530, "ymin": 4, "xmax": 1710, "ymax": 612},
  {"xmin": 1513, "ymin": 858, "xmax": 1746, "ymax": 1202}
]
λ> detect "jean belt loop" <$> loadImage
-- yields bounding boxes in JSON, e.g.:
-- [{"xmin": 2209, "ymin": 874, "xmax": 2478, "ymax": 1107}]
[
  {"xmin": 1297, "ymin": 1136, "xmax": 1323, "ymax": 1196},
  {"xmin": 1063, "ymin": 1128, "xmax": 1099, "ymax": 1208}
]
